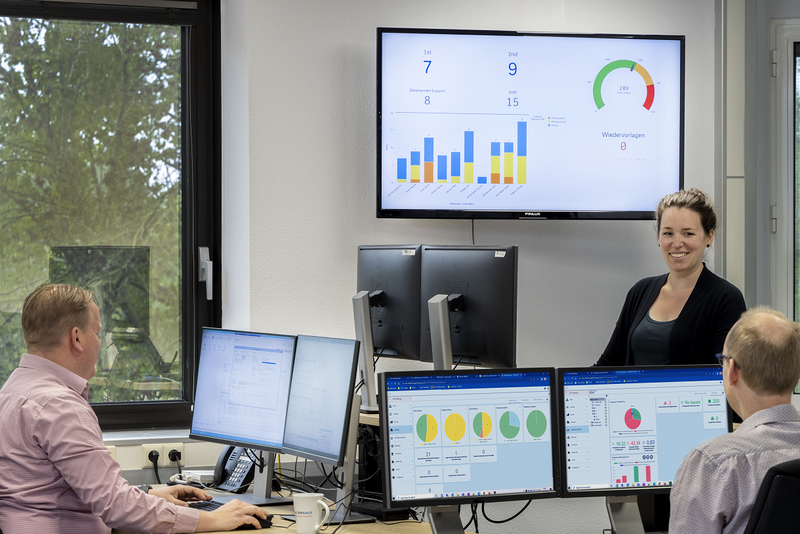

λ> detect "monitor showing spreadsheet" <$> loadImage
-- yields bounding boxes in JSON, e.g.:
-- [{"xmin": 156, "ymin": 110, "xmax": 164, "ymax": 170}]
[{"xmin": 190, "ymin": 328, "xmax": 296, "ymax": 451}]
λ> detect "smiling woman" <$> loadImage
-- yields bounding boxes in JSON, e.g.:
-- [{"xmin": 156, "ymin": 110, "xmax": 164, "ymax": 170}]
[{"xmin": 595, "ymin": 189, "xmax": 747, "ymax": 367}]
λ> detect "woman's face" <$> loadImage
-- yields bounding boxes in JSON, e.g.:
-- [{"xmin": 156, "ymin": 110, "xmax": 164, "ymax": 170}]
[{"xmin": 658, "ymin": 207, "xmax": 713, "ymax": 276}]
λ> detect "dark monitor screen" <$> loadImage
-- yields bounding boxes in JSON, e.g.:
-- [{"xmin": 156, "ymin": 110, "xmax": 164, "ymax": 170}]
[
  {"xmin": 558, "ymin": 365, "xmax": 731, "ymax": 497},
  {"xmin": 190, "ymin": 328, "xmax": 296, "ymax": 451},
  {"xmin": 420, "ymin": 245, "xmax": 517, "ymax": 367},
  {"xmin": 379, "ymin": 367, "xmax": 559, "ymax": 510},
  {"xmin": 282, "ymin": 335, "xmax": 360, "ymax": 466},
  {"xmin": 356, "ymin": 245, "xmax": 422, "ymax": 360}
]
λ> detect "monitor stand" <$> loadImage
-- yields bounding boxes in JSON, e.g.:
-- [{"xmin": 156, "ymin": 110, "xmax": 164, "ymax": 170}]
[
  {"xmin": 352, "ymin": 291, "xmax": 378, "ymax": 412},
  {"xmin": 607, "ymin": 496, "xmax": 646, "ymax": 534},
  {"xmin": 428, "ymin": 505, "xmax": 465, "ymax": 534},
  {"xmin": 428, "ymin": 294, "xmax": 454, "ymax": 371},
  {"xmin": 212, "ymin": 452, "xmax": 292, "ymax": 506}
]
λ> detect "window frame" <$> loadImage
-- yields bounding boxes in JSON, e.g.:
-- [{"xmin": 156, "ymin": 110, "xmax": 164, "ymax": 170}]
[
  {"xmin": 770, "ymin": 20, "xmax": 800, "ymax": 321},
  {"xmin": 0, "ymin": 0, "xmax": 222, "ymax": 430}
]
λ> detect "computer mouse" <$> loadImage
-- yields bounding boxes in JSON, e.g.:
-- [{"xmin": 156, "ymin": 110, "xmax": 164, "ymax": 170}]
[{"xmin": 233, "ymin": 514, "xmax": 272, "ymax": 530}]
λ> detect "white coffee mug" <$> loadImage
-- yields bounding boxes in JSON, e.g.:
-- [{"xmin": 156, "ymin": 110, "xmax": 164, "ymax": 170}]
[{"xmin": 292, "ymin": 492, "xmax": 330, "ymax": 534}]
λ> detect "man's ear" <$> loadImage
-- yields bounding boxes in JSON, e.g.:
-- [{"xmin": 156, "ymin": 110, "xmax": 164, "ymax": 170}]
[
  {"xmin": 727, "ymin": 359, "xmax": 739, "ymax": 386},
  {"xmin": 70, "ymin": 326, "xmax": 84, "ymax": 353}
]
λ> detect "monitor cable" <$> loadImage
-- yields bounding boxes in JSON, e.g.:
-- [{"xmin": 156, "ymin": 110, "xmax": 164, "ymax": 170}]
[
  {"xmin": 479, "ymin": 500, "xmax": 531, "ymax": 524},
  {"xmin": 167, "ymin": 449, "xmax": 182, "ymax": 475},
  {"xmin": 471, "ymin": 218, "xmax": 476, "ymax": 245}
]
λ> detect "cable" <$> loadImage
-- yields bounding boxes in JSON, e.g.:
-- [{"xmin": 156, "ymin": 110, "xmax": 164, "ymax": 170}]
[
  {"xmin": 472, "ymin": 218, "xmax": 476, "ymax": 245},
  {"xmin": 167, "ymin": 449, "xmax": 182, "ymax": 475},
  {"xmin": 479, "ymin": 500, "xmax": 532, "ymax": 524},
  {"xmin": 148, "ymin": 450, "xmax": 161, "ymax": 484}
]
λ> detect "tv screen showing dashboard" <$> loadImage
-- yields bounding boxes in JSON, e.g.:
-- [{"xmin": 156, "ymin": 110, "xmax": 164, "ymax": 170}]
[{"xmin": 377, "ymin": 28, "xmax": 684, "ymax": 220}]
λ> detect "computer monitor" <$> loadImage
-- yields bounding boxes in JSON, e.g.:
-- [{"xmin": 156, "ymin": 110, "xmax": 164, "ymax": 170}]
[
  {"xmin": 379, "ymin": 367, "xmax": 559, "ymax": 534},
  {"xmin": 190, "ymin": 328, "xmax": 296, "ymax": 452},
  {"xmin": 557, "ymin": 365, "xmax": 732, "ymax": 531},
  {"xmin": 420, "ymin": 245, "xmax": 518, "ymax": 368},
  {"xmin": 356, "ymin": 245, "xmax": 422, "ymax": 360},
  {"xmin": 282, "ymin": 335, "xmax": 360, "ymax": 466}
]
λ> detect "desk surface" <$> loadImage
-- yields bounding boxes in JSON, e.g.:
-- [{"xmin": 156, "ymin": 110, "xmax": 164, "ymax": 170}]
[{"xmin": 112, "ymin": 491, "xmax": 441, "ymax": 534}]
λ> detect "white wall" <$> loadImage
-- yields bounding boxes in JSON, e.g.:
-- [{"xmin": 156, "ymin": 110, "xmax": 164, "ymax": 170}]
[{"xmin": 221, "ymin": 1, "xmax": 719, "ymax": 532}]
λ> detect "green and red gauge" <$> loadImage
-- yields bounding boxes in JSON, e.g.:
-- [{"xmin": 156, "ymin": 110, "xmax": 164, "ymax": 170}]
[{"xmin": 593, "ymin": 60, "xmax": 655, "ymax": 110}]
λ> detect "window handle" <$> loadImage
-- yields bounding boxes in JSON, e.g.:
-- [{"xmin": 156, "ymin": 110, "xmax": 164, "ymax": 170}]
[{"xmin": 198, "ymin": 247, "xmax": 213, "ymax": 300}]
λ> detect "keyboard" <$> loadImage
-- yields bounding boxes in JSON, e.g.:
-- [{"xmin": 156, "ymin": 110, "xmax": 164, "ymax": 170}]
[{"xmin": 188, "ymin": 499, "xmax": 225, "ymax": 511}]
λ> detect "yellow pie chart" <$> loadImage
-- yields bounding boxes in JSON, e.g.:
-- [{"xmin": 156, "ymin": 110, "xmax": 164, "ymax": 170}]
[{"xmin": 445, "ymin": 413, "xmax": 466, "ymax": 441}]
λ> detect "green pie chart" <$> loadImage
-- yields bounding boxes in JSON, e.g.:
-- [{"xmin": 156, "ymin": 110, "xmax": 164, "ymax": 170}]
[
  {"xmin": 499, "ymin": 411, "xmax": 521, "ymax": 439},
  {"xmin": 526, "ymin": 410, "xmax": 547, "ymax": 438}
]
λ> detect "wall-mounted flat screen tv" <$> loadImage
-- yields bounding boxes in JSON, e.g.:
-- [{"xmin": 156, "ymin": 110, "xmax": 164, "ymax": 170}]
[{"xmin": 377, "ymin": 28, "xmax": 684, "ymax": 220}]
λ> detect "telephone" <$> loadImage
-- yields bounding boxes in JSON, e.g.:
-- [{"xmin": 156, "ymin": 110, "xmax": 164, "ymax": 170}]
[{"xmin": 213, "ymin": 446, "xmax": 256, "ymax": 493}]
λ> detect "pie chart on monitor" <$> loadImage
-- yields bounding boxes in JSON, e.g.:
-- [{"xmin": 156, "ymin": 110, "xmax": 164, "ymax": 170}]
[{"xmin": 625, "ymin": 408, "xmax": 642, "ymax": 430}]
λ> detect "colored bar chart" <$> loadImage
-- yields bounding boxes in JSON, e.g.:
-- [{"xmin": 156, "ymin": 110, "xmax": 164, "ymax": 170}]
[
  {"xmin": 397, "ymin": 158, "xmax": 407, "ymax": 182},
  {"xmin": 517, "ymin": 121, "xmax": 527, "ymax": 184},
  {"xmin": 490, "ymin": 142, "xmax": 501, "ymax": 184},
  {"xmin": 424, "ymin": 137, "xmax": 434, "ymax": 183},
  {"xmin": 437, "ymin": 155, "xmax": 447, "ymax": 182},
  {"xmin": 451, "ymin": 152, "xmax": 461, "ymax": 183},
  {"xmin": 395, "ymin": 121, "xmax": 528, "ymax": 186},
  {"xmin": 504, "ymin": 142, "xmax": 514, "ymax": 184},
  {"xmin": 464, "ymin": 131, "xmax": 474, "ymax": 184},
  {"xmin": 410, "ymin": 151, "xmax": 420, "ymax": 183}
]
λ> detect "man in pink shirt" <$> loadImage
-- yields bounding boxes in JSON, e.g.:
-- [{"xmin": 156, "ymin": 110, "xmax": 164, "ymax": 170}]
[{"xmin": 0, "ymin": 283, "xmax": 269, "ymax": 533}]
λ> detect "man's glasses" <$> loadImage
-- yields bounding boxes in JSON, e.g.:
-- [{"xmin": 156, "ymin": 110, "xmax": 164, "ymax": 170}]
[{"xmin": 716, "ymin": 354, "xmax": 739, "ymax": 368}]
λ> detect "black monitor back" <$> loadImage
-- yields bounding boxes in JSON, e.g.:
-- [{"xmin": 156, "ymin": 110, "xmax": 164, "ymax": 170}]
[
  {"xmin": 420, "ymin": 245, "xmax": 518, "ymax": 367},
  {"xmin": 356, "ymin": 245, "xmax": 422, "ymax": 360}
]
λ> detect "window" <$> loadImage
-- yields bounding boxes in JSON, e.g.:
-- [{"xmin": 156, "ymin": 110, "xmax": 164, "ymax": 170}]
[
  {"xmin": 794, "ymin": 41, "xmax": 800, "ymax": 318},
  {"xmin": 772, "ymin": 21, "xmax": 800, "ymax": 392},
  {"xmin": 0, "ymin": 1, "xmax": 220, "ymax": 429}
]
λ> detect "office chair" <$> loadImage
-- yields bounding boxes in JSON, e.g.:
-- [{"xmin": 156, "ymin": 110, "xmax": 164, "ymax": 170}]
[{"xmin": 743, "ymin": 458, "xmax": 800, "ymax": 534}]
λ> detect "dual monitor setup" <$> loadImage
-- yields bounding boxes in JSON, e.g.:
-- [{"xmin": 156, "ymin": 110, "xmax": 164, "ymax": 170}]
[
  {"xmin": 354, "ymin": 244, "xmax": 518, "ymax": 411},
  {"xmin": 379, "ymin": 365, "xmax": 732, "ymax": 534},
  {"xmin": 189, "ymin": 328, "xmax": 373, "ymax": 524}
]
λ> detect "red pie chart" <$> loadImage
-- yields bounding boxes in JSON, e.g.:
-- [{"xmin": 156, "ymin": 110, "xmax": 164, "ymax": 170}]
[{"xmin": 624, "ymin": 408, "xmax": 642, "ymax": 430}]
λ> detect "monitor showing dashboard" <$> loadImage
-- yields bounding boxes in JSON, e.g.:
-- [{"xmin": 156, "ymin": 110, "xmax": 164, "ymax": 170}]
[
  {"xmin": 558, "ymin": 365, "xmax": 731, "ymax": 496},
  {"xmin": 377, "ymin": 28, "xmax": 684, "ymax": 220},
  {"xmin": 379, "ymin": 368, "xmax": 559, "ymax": 510},
  {"xmin": 190, "ymin": 328, "xmax": 296, "ymax": 451},
  {"xmin": 281, "ymin": 335, "xmax": 360, "ymax": 466}
]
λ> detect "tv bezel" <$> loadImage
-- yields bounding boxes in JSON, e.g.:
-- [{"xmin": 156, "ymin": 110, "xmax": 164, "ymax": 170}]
[
  {"xmin": 378, "ymin": 367, "xmax": 561, "ymax": 510},
  {"xmin": 376, "ymin": 27, "xmax": 685, "ymax": 220},
  {"xmin": 556, "ymin": 365, "xmax": 734, "ymax": 498}
]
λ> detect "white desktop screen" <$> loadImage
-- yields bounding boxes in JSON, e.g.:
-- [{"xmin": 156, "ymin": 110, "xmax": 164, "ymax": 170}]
[
  {"xmin": 190, "ymin": 328, "xmax": 296, "ymax": 450},
  {"xmin": 380, "ymin": 368, "xmax": 558, "ymax": 508},
  {"xmin": 281, "ymin": 335, "xmax": 359, "ymax": 465},
  {"xmin": 559, "ymin": 366, "xmax": 730, "ymax": 495}
]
